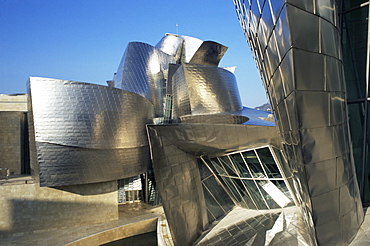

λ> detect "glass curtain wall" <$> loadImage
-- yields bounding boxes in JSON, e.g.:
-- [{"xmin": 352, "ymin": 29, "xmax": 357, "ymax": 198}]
[
  {"xmin": 198, "ymin": 146, "xmax": 296, "ymax": 223},
  {"xmin": 340, "ymin": 0, "xmax": 370, "ymax": 202}
]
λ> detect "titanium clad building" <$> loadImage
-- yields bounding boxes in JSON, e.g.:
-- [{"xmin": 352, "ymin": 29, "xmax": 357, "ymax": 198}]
[
  {"xmin": 6, "ymin": 24, "xmax": 370, "ymax": 243},
  {"xmin": 15, "ymin": 33, "xmax": 315, "ymax": 245},
  {"xmin": 233, "ymin": 0, "xmax": 370, "ymax": 245}
]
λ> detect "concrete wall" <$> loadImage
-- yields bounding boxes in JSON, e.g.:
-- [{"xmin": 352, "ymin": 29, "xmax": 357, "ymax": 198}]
[
  {"xmin": 0, "ymin": 111, "xmax": 25, "ymax": 175},
  {"xmin": 0, "ymin": 180, "xmax": 118, "ymax": 238}
]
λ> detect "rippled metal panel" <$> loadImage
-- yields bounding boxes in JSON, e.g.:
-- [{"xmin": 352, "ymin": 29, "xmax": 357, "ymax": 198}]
[
  {"xmin": 189, "ymin": 41, "xmax": 228, "ymax": 66},
  {"xmin": 28, "ymin": 77, "xmax": 154, "ymax": 186},
  {"xmin": 233, "ymin": 0, "xmax": 363, "ymax": 245},
  {"xmin": 172, "ymin": 63, "xmax": 243, "ymax": 118},
  {"xmin": 114, "ymin": 42, "xmax": 175, "ymax": 117}
]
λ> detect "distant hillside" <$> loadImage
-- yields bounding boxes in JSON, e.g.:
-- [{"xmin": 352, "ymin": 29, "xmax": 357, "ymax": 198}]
[{"xmin": 255, "ymin": 102, "xmax": 271, "ymax": 112}]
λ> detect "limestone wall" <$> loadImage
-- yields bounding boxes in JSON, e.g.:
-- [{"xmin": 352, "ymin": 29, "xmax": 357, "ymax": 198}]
[
  {"xmin": 0, "ymin": 180, "xmax": 118, "ymax": 237},
  {"xmin": 0, "ymin": 94, "xmax": 27, "ymax": 111},
  {"xmin": 0, "ymin": 111, "xmax": 25, "ymax": 175}
]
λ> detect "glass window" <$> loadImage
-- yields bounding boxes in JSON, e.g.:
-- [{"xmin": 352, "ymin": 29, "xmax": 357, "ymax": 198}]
[
  {"xmin": 272, "ymin": 147, "xmax": 292, "ymax": 178},
  {"xmin": 241, "ymin": 179, "xmax": 268, "ymax": 210},
  {"xmin": 256, "ymin": 148, "xmax": 282, "ymax": 178},
  {"xmin": 197, "ymin": 145, "xmax": 296, "ymax": 212},
  {"xmin": 209, "ymin": 158, "xmax": 228, "ymax": 176},
  {"xmin": 218, "ymin": 156, "xmax": 238, "ymax": 177},
  {"xmin": 198, "ymin": 158, "xmax": 213, "ymax": 180},
  {"xmin": 242, "ymin": 151, "xmax": 266, "ymax": 178},
  {"xmin": 202, "ymin": 158, "xmax": 218, "ymax": 174},
  {"xmin": 203, "ymin": 176, "xmax": 234, "ymax": 219},
  {"xmin": 229, "ymin": 153, "xmax": 252, "ymax": 178}
]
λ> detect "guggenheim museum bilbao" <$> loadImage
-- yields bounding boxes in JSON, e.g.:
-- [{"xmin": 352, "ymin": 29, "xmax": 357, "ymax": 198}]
[{"xmin": 1, "ymin": 0, "xmax": 370, "ymax": 245}]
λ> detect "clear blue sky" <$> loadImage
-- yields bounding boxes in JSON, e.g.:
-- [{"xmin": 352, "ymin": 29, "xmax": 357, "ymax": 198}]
[{"xmin": 0, "ymin": 0, "xmax": 267, "ymax": 107}]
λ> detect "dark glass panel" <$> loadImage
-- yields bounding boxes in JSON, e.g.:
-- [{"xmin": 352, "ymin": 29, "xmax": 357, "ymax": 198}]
[
  {"xmin": 206, "ymin": 208, "xmax": 216, "ymax": 223},
  {"xmin": 229, "ymin": 153, "xmax": 252, "ymax": 178},
  {"xmin": 348, "ymin": 103, "xmax": 365, "ymax": 194},
  {"xmin": 198, "ymin": 158, "xmax": 213, "ymax": 180},
  {"xmin": 218, "ymin": 176, "xmax": 243, "ymax": 204},
  {"xmin": 202, "ymin": 184, "xmax": 227, "ymax": 222},
  {"xmin": 272, "ymin": 147, "xmax": 292, "ymax": 178},
  {"xmin": 218, "ymin": 156, "xmax": 238, "ymax": 177},
  {"xmin": 232, "ymin": 177, "xmax": 257, "ymax": 209},
  {"xmin": 241, "ymin": 179, "xmax": 268, "ymax": 210},
  {"xmin": 203, "ymin": 175, "xmax": 235, "ymax": 220},
  {"xmin": 341, "ymin": 4, "xmax": 368, "ymax": 99},
  {"xmin": 256, "ymin": 147, "xmax": 282, "ymax": 178},
  {"xmin": 242, "ymin": 150, "xmax": 266, "ymax": 178},
  {"xmin": 202, "ymin": 158, "xmax": 218, "ymax": 174},
  {"xmin": 209, "ymin": 158, "xmax": 228, "ymax": 175}
]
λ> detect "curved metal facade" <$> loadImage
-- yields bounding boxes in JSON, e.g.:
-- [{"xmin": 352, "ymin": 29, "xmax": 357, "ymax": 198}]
[
  {"xmin": 234, "ymin": 0, "xmax": 363, "ymax": 245},
  {"xmin": 172, "ymin": 64, "xmax": 243, "ymax": 118},
  {"xmin": 25, "ymin": 33, "xmax": 310, "ymax": 246},
  {"xmin": 28, "ymin": 77, "xmax": 153, "ymax": 186},
  {"xmin": 114, "ymin": 42, "xmax": 175, "ymax": 117}
]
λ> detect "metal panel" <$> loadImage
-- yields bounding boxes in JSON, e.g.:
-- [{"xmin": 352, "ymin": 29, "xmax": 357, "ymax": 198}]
[
  {"xmin": 146, "ymin": 126, "xmax": 207, "ymax": 246},
  {"xmin": 189, "ymin": 41, "xmax": 228, "ymax": 66},
  {"xmin": 28, "ymin": 77, "xmax": 154, "ymax": 186},
  {"xmin": 288, "ymin": 5, "xmax": 319, "ymax": 53},
  {"xmin": 233, "ymin": 0, "xmax": 364, "ymax": 244},
  {"xmin": 155, "ymin": 33, "xmax": 183, "ymax": 62},
  {"xmin": 172, "ymin": 63, "xmax": 242, "ymax": 117},
  {"xmin": 176, "ymin": 35, "xmax": 203, "ymax": 62},
  {"xmin": 114, "ymin": 42, "xmax": 175, "ymax": 117}
]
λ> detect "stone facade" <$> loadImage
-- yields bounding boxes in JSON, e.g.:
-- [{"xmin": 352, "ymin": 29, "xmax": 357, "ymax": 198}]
[
  {"xmin": 0, "ymin": 94, "xmax": 27, "ymax": 112},
  {"xmin": 0, "ymin": 180, "xmax": 118, "ymax": 238},
  {"xmin": 0, "ymin": 111, "xmax": 26, "ymax": 175}
]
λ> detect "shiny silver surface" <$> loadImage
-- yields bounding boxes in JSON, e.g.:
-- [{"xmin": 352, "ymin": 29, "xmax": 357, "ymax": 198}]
[
  {"xmin": 26, "ymin": 32, "xmax": 304, "ymax": 246},
  {"xmin": 155, "ymin": 34, "xmax": 183, "ymax": 62},
  {"xmin": 156, "ymin": 33, "xmax": 227, "ymax": 66},
  {"xmin": 177, "ymin": 35, "xmax": 204, "ymax": 63},
  {"xmin": 234, "ymin": 0, "xmax": 363, "ymax": 245},
  {"xmin": 189, "ymin": 41, "xmax": 228, "ymax": 66},
  {"xmin": 114, "ymin": 42, "xmax": 175, "ymax": 117},
  {"xmin": 172, "ymin": 64, "xmax": 242, "ymax": 118},
  {"xmin": 195, "ymin": 206, "xmax": 313, "ymax": 246},
  {"xmin": 28, "ymin": 77, "xmax": 153, "ymax": 186},
  {"xmin": 147, "ymin": 123, "xmax": 280, "ymax": 245}
]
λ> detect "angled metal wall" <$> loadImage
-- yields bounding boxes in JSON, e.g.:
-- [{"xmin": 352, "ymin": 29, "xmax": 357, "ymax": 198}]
[
  {"xmin": 147, "ymin": 123, "xmax": 280, "ymax": 245},
  {"xmin": 28, "ymin": 77, "xmax": 154, "ymax": 186},
  {"xmin": 234, "ymin": 0, "xmax": 363, "ymax": 244}
]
